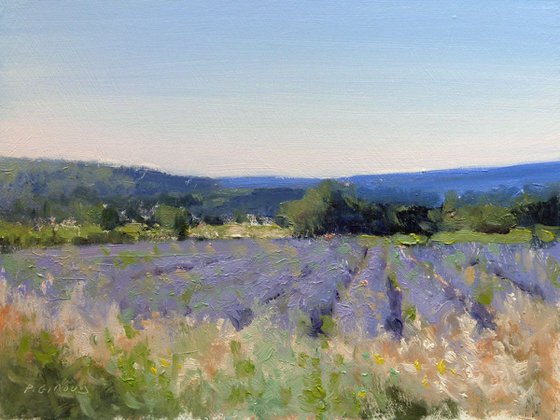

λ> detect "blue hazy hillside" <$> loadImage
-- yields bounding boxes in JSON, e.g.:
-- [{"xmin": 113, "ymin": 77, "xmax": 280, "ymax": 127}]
[
  {"xmin": 221, "ymin": 161, "xmax": 560, "ymax": 206},
  {"xmin": 2, "ymin": 157, "xmax": 559, "ymax": 208}
]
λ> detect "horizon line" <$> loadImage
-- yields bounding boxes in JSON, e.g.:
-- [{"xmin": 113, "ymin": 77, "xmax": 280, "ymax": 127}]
[{"xmin": 1, "ymin": 154, "xmax": 559, "ymax": 181}]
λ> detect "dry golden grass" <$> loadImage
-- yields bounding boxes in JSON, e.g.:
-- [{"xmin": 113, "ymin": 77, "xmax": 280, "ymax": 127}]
[{"xmin": 0, "ymin": 276, "xmax": 558, "ymax": 418}]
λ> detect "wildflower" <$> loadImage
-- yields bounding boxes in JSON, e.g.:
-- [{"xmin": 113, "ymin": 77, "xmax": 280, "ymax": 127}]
[{"xmin": 436, "ymin": 359, "xmax": 446, "ymax": 375}]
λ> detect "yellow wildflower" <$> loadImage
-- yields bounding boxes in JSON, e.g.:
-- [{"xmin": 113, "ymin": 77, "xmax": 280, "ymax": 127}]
[{"xmin": 436, "ymin": 359, "xmax": 446, "ymax": 375}]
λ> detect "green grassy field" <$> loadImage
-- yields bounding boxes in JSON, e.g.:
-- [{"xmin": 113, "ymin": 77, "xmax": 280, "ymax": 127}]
[
  {"xmin": 0, "ymin": 298, "xmax": 460, "ymax": 419},
  {"xmin": 3, "ymin": 218, "xmax": 558, "ymax": 253}
]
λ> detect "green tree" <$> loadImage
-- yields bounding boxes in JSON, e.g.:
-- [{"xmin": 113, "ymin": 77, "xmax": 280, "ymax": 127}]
[
  {"xmin": 100, "ymin": 206, "xmax": 120, "ymax": 231},
  {"xmin": 154, "ymin": 204, "xmax": 194, "ymax": 238},
  {"xmin": 467, "ymin": 204, "xmax": 516, "ymax": 234},
  {"xmin": 440, "ymin": 191, "xmax": 465, "ymax": 231},
  {"xmin": 441, "ymin": 192, "xmax": 516, "ymax": 233},
  {"xmin": 278, "ymin": 181, "xmax": 334, "ymax": 236},
  {"xmin": 173, "ymin": 211, "xmax": 190, "ymax": 240},
  {"xmin": 278, "ymin": 180, "xmax": 368, "ymax": 236}
]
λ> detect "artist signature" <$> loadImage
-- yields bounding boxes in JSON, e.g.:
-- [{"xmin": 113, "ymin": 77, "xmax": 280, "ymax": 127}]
[{"xmin": 24, "ymin": 382, "xmax": 89, "ymax": 395}]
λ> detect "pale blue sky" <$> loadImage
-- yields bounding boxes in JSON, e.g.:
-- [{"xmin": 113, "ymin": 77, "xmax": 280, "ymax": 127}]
[{"xmin": 1, "ymin": 1, "xmax": 558, "ymax": 177}]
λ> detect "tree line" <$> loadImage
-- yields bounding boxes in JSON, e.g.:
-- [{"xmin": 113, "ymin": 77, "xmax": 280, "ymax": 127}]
[{"xmin": 276, "ymin": 180, "xmax": 560, "ymax": 237}]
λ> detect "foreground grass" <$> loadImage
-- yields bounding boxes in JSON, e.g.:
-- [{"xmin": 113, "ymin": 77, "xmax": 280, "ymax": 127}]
[
  {"xmin": 0, "ymin": 274, "xmax": 558, "ymax": 419},
  {"xmin": 0, "ymin": 305, "xmax": 457, "ymax": 419}
]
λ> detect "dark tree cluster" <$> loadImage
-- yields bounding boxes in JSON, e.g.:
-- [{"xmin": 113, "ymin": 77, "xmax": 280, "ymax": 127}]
[{"xmin": 277, "ymin": 180, "xmax": 560, "ymax": 238}]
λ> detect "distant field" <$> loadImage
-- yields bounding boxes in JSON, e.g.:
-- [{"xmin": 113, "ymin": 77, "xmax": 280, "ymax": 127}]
[
  {"xmin": 0, "ymin": 221, "xmax": 294, "ymax": 250},
  {"xmin": 0, "ymin": 237, "xmax": 559, "ymax": 418},
  {"xmin": 189, "ymin": 222, "xmax": 292, "ymax": 239},
  {"xmin": 2, "ymin": 219, "xmax": 559, "ymax": 252}
]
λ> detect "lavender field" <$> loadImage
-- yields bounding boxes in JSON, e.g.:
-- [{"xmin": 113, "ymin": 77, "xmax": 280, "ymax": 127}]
[{"xmin": 0, "ymin": 237, "xmax": 559, "ymax": 418}]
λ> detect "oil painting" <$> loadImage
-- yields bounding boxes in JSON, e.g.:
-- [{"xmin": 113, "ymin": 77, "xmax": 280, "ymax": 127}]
[{"xmin": 1, "ymin": 1, "xmax": 559, "ymax": 419}]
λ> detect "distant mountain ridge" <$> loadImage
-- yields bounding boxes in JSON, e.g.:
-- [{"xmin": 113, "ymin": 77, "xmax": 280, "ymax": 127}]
[
  {"xmin": 221, "ymin": 161, "xmax": 560, "ymax": 205},
  {"xmin": 2, "ymin": 156, "xmax": 560, "ymax": 206}
]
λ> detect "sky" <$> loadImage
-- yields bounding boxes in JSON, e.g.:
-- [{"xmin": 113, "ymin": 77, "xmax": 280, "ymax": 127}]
[{"xmin": 1, "ymin": 0, "xmax": 559, "ymax": 177}]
